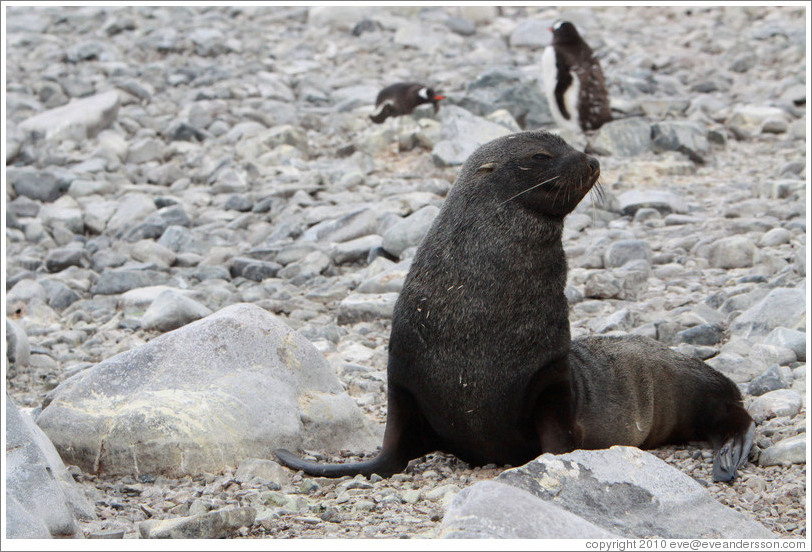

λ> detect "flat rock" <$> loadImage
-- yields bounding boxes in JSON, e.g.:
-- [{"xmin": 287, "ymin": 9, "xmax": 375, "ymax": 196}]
[
  {"xmin": 92, "ymin": 268, "xmax": 170, "ymax": 295},
  {"xmin": 491, "ymin": 447, "xmax": 775, "ymax": 539},
  {"xmin": 18, "ymin": 90, "xmax": 119, "ymax": 140},
  {"xmin": 439, "ymin": 480, "xmax": 620, "ymax": 538},
  {"xmin": 138, "ymin": 506, "xmax": 256, "ymax": 539},
  {"xmin": 617, "ymin": 189, "xmax": 689, "ymax": 216},
  {"xmin": 729, "ymin": 287, "xmax": 806, "ymax": 338},
  {"xmin": 336, "ymin": 292, "xmax": 398, "ymax": 325},
  {"xmin": 748, "ymin": 389, "xmax": 803, "ymax": 423},
  {"xmin": 758, "ymin": 435, "xmax": 806, "ymax": 467},
  {"xmin": 331, "ymin": 235, "xmax": 384, "ymax": 265},
  {"xmin": 36, "ymin": 304, "xmax": 381, "ymax": 476}
]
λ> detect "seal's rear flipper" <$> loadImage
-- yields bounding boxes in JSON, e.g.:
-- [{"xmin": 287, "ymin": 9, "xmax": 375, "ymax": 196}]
[{"xmin": 712, "ymin": 421, "xmax": 755, "ymax": 482}]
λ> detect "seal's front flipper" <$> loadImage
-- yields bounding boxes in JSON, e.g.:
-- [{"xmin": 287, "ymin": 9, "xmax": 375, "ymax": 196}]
[{"xmin": 712, "ymin": 421, "xmax": 755, "ymax": 482}]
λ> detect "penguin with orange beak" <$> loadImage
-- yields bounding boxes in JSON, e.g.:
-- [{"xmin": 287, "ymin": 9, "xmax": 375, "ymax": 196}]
[{"xmin": 370, "ymin": 82, "xmax": 446, "ymax": 124}]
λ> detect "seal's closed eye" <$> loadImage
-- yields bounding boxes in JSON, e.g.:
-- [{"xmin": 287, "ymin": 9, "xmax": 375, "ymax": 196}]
[
  {"xmin": 532, "ymin": 153, "xmax": 552, "ymax": 161},
  {"xmin": 477, "ymin": 162, "xmax": 498, "ymax": 173}
]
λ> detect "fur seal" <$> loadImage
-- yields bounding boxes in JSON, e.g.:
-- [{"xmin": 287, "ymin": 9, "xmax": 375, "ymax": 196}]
[
  {"xmin": 370, "ymin": 82, "xmax": 445, "ymax": 124},
  {"xmin": 276, "ymin": 131, "xmax": 753, "ymax": 481},
  {"xmin": 542, "ymin": 20, "xmax": 613, "ymax": 132}
]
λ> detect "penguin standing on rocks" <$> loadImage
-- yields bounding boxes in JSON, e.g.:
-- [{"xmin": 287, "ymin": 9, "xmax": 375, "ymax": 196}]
[
  {"xmin": 542, "ymin": 20, "xmax": 612, "ymax": 133},
  {"xmin": 370, "ymin": 82, "xmax": 446, "ymax": 124}
]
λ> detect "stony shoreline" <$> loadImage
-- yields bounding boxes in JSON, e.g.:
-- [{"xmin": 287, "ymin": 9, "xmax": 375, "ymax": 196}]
[{"xmin": 5, "ymin": 5, "xmax": 806, "ymax": 540}]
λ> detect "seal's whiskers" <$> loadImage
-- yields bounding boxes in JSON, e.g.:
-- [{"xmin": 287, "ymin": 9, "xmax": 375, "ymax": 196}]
[
  {"xmin": 498, "ymin": 175, "xmax": 560, "ymax": 206},
  {"xmin": 587, "ymin": 179, "xmax": 605, "ymax": 226}
]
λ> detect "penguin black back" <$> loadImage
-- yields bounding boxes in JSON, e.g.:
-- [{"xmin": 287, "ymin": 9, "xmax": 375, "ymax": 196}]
[
  {"xmin": 543, "ymin": 20, "xmax": 612, "ymax": 132},
  {"xmin": 369, "ymin": 82, "xmax": 445, "ymax": 124}
]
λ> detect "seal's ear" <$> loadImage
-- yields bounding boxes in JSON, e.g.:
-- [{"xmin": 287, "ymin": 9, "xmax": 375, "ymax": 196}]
[{"xmin": 476, "ymin": 162, "xmax": 498, "ymax": 174}]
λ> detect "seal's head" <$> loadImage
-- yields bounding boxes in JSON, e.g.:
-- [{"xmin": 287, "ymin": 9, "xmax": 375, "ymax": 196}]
[{"xmin": 459, "ymin": 131, "xmax": 600, "ymax": 219}]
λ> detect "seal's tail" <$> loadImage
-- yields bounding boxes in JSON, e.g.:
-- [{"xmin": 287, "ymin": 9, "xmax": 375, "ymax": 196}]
[
  {"xmin": 274, "ymin": 447, "xmax": 406, "ymax": 478},
  {"xmin": 275, "ymin": 383, "xmax": 434, "ymax": 478}
]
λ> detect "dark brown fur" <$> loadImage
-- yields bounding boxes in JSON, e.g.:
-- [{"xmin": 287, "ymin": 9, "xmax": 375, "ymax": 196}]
[{"xmin": 276, "ymin": 131, "xmax": 753, "ymax": 481}]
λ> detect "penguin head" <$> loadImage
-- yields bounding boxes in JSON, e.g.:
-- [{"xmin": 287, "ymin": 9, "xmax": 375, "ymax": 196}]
[
  {"xmin": 549, "ymin": 20, "xmax": 583, "ymax": 45},
  {"xmin": 417, "ymin": 87, "xmax": 446, "ymax": 112}
]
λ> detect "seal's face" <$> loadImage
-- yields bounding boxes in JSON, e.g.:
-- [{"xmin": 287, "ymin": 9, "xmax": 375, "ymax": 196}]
[{"xmin": 470, "ymin": 131, "xmax": 600, "ymax": 219}]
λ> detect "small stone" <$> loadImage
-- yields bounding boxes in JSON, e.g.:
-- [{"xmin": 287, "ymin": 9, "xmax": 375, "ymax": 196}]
[
  {"xmin": 759, "ymin": 228, "xmax": 792, "ymax": 247},
  {"xmin": 140, "ymin": 289, "xmax": 213, "ymax": 332},
  {"xmin": 762, "ymin": 327, "xmax": 806, "ymax": 362},
  {"xmin": 336, "ymin": 293, "xmax": 398, "ymax": 325},
  {"xmin": 92, "ymin": 268, "xmax": 170, "ymax": 295},
  {"xmin": 230, "ymin": 258, "xmax": 282, "ymax": 281},
  {"xmin": 8, "ymin": 167, "xmax": 72, "ymax": 202},
  {"xmin": 603, "ymin": 240, "xmax": 652, "ymax": 268},
  {"xmin": 758, "ymin": 434, "xmax": 806, "ymax": 467},
  {"xmin": 674, "ymin": 324, "xmax": 724, "ymax": 347},
  {"xmin": 706, "ymin": 236, "xmax": 757, "ymax": 269},
  {"xmin": 225, "ymin": 195, "xmax": 254, "ymax": 212},
  {"xmin": 382, "ymin": 206, "xmax": 440, "ymax": 258},
  {"xmin": 747, "ymin": 365, "xmax": 792, "ymax": 396},
  {"xmin": 45, "ymin": 246, "xmax": 84, "ymax": 273},
  {"xmin": 616, "ymin": 190, "xmax": 688, "ymax": 216},
  {"xmin": 234, "ymin": 458, "xmax": 290, "ymax": 486},
  {"xmin": 748, "ymin": 389, "xmax": 803, "ymax": 423},
  {"xmin": 592, "ymin": 118, "xmax": 652, "ymax": 157},
  {"xmin": 127, "ymin": 138, "xmax": 165, "ymax": 164}
]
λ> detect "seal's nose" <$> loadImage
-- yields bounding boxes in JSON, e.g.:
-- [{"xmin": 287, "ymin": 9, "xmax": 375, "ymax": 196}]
[{"xmin": 586, "ymin": 155, "xmax": 600, "ymax": 177}]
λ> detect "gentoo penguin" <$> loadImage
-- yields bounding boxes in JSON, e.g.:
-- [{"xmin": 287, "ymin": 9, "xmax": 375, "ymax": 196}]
[
  {"xmin": 542, "ymin": 20, "xmax": 612, "ymax": 132},
  {"xmin": 370, "ymin": 82, "xmax": 446, "ymax": 124}
]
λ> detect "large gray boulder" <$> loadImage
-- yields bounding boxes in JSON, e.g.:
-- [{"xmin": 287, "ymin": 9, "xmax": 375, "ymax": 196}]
[
  {"xmin": 6, "ymin": 395, "xmax": 95, "ymax": 539},
  {"xmin": 36, "ymin": 303, "xmax": 381, "ymax": 477},
  {"xmin": 441, "ymin": 447, "xmax": 775, "ymax": 539}
]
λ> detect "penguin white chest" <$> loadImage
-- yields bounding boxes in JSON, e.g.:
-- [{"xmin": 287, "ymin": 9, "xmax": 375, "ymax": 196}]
[{"xmin": 542, "ymin": 46, "xmax": 582, "ymax": 133}]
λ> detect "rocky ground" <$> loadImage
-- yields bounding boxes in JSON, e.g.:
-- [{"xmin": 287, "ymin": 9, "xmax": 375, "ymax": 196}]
[{"xmin": 4, "ymin": 5, "xmax": 807, "ymax": 541}]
